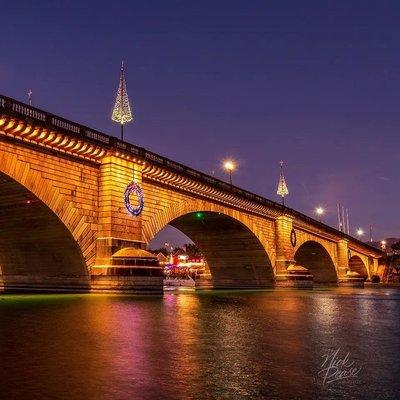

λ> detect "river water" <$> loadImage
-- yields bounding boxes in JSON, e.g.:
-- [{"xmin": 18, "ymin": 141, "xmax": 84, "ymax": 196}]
[{"xmin": 0, "ymin": 287, "xmax": 399, "ymax": 400}]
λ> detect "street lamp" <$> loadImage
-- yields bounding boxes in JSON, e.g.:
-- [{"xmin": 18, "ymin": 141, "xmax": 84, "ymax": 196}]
[
  {"xmin": 223, "ymin": 159, "xmax": 236, "ymax": 185},
  {"xmin": 381, "ymin": 240, "xmax": 387, "ymax": 251},
  {"xmin": 315, "ymin": 206, "xmax": 325, "ymax": 221},
  {"xmin": 356, "ymin": 228, "xmax": 364, "ymax": 238}
]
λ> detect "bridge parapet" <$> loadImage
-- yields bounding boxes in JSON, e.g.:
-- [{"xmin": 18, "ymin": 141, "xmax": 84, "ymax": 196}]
[
  {"xmin": 0, "ymin": 93, "xmax": 385, "ymax": 293},
  {"xmin": 0, "ymin": 94, "xmax": 384, "ymax": 259}
]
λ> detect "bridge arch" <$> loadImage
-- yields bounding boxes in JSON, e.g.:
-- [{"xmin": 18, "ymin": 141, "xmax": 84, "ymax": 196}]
[
  {"xmin": 294, "ymin": 240, "xmax": 338, "ymax": 284},
  {"xmin": 0, "ymin": 171, "xmax": 90, "ymax": 288},
  {"xmin": 348, "ymin": 255, "xmax": 368, "ymax": 280},
  {"xmin": 0, "ymin": 149, "xmax": 96, "ymax": 289},
  {"xmin": 144, "ymin": 201, "xmax": 275, "ymax": 288}
]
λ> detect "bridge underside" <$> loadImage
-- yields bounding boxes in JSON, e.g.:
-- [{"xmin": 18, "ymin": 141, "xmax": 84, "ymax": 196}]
[
  {"xmin": 349, "ymin": 255, "xmax": 368, "ymax": 280},
  {"xmin": 170, "ymin": 212, "xmax": 274, "ymax": 289},
  {"xmin": 294, "ymin": 241, "xmax": 338, "ymax": 285},
  {"xmin": 0, "ymin": 173, "xmax": 89, "ymax": 292}
]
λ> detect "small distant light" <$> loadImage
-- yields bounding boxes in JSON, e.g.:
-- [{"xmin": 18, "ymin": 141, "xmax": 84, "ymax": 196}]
[
  {"xmin": 223, "ymin": 160, "xmax": 236, "ymax": 172},
  {"xmin": 381, "ymin": 240, "xmax": 386, "ymax": 245},
  {"xmin": 196, "ymin": 212, "xmax": 204, "ymax": 219},
  {"xmin": 26, "ymin": 200, "xmax": 31, "ymax": 205},
  {"xmin": 315, "ymin": 207, "xmax": 325, "ymax": 216},
  {"xmin": 356, "ymin": 228, "xmax": 364, "ymax": 237}
]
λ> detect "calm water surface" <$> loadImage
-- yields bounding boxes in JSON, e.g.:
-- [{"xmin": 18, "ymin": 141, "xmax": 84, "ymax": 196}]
[{"xmin": 0, "ymin": 287, "xmax": 399, "ymax": 400}]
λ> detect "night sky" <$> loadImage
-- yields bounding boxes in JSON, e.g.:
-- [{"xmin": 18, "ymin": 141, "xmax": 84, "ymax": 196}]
[{"xmin": 1, "ymin": 1, "xmax": 399, "ymax": 247}]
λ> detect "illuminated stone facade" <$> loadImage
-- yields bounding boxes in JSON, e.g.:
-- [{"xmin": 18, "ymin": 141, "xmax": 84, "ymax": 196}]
[{"xmin": 0, "ymin": 95, "xmax": 382, "ymax": 292}]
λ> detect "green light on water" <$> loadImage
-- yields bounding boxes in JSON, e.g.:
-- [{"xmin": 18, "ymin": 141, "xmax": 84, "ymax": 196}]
[{"xmin": 196, "ymin": 212, "xmax": 204, "ymax": 219}]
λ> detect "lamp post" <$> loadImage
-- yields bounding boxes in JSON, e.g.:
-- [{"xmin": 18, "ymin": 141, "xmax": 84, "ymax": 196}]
[
  {"xmin": 223, "ymin": 160, "xmax": 236, "ymax": 186},
  {"xmin": 315, "ymin": 206, "xmax": 325, "ymax": 222},
  {"xmin": 27, "ymin": 89, "xmax": 32, "ymax": 106}
]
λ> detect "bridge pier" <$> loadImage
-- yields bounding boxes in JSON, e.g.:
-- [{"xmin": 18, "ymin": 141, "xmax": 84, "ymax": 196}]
[
  {"xmin": 336, "ymin": 239, "xmax": 365, "ymax": 287},
  {"xmin": 90, "ymin": 156, "xmax": 164, "ymax": 294},
  {"xmin": 0, "ymin": 276, "xmax": 91, "ymax": 293},
  {"xmin": 275, "ymin": 267, "xmax": 314, "ymax": 288},
  {"xmin": 91, "ymin": 239, "xmax": 163, "ymax": 294},
  {"xmin": 273, "ymin": 216, "xmax": 314, "ymax": 288},
  {"xmin": 194, "ymin": 274, "xmax": 214, "ymax": 290}
]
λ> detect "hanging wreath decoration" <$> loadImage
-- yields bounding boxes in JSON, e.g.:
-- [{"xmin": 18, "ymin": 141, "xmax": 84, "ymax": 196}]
[{"xmin": 124, "ymin": 181, "xmax": 144, "ymax": 216}]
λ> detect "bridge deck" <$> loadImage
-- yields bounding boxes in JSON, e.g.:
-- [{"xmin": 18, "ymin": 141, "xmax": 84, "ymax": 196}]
[{"xmin": 0, "ymin": 93, "xmax": 381, "ymax": 255}]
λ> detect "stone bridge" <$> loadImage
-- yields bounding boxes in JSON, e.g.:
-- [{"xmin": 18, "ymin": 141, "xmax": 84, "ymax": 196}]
[{"xmin": 0, "ymin": 94, "xmax": 382, "ymax": 293}]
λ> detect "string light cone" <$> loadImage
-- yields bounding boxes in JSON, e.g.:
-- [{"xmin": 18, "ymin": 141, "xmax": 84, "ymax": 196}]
[
  {"xmin": 112, "ymin": 61, "xmax": 133, "ymax": 140},
  {"xmin": 277, "ymin": 161, "xmax": 289, "ymax": 206}
]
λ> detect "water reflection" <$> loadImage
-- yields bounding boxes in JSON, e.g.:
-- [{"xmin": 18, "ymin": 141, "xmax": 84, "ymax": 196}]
[{"xmin": 0, "ymin": 289, "xmax": 399, "ymax": 399}]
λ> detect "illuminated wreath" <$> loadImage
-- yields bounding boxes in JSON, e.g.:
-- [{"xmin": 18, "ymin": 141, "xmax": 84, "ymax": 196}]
[{"xmin": 124, "ymin": 181, "xmax": 144, "ymax": 216}]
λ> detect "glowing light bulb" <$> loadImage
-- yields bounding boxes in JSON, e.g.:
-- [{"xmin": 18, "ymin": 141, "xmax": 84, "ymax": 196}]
[{"xmin": 315, "ymin": 207, "xmax": 325, "ymax": 216}]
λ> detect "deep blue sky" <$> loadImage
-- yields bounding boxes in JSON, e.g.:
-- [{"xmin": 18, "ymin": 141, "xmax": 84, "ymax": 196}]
[{"xmin": 1, "ymin": 1, "xmax": 399, "ymax": 246}]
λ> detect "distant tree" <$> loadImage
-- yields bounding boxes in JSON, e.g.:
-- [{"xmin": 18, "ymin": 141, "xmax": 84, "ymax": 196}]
[
  {"xmin": 150, "ymin": 243, "xmax": 203, "ymax": 257},
  {"xmin": 391, "ymin": 241, "xmax": 400, "ymax": 252},
  {"xmin": 184, "ymin": 243, "xmax": 202, "ymax": 257}
]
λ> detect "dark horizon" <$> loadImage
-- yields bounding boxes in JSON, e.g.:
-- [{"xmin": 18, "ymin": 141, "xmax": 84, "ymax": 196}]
[{"xmin": 1, "ymin": 0, "xmax": 399, "ymax": 246}]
